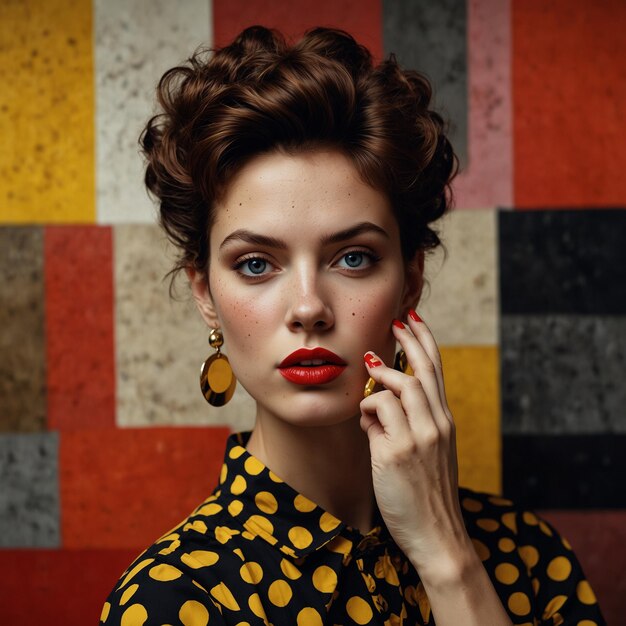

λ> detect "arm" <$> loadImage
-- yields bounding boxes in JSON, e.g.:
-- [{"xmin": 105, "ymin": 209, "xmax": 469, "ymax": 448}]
[{"xmin": 360, "ymin": 311, "xmax": 513, "ymax": 625}]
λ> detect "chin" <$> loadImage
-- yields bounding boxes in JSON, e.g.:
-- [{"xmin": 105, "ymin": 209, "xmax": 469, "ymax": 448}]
[{"xmin": 260, "ymin": 388, "xmax": 363, "ymax": 429}]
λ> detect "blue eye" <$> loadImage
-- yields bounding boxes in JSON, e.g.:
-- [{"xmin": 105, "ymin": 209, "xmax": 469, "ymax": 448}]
[
  {"xmin": 337, "ymin": 251, "xmax": 377, "ymax": 270},
  {"xmin": 237, "ymin": 257, "xmax": 269, "ymax": 276},
  {"xmin": 344, "ymin": 252, "xmax": 365, "ymax": 267}
]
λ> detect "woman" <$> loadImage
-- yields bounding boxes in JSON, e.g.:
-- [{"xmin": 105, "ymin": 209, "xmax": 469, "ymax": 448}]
[{"xmin": 100, "ymin": 26, "xmax": 605, "ymax": 625}]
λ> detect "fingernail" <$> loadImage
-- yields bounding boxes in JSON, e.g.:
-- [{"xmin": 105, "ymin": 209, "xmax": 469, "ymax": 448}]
[
  {"xmin": 409, "ymin": 309, "xmax": 423, "ymax": 323},
  {"xmin": 364, "ymin": 352, "xmax": 383, "ymax": 368},
  {"xmin": 392, "ymin": 319, "xmax": 405, "ymax": 329}
]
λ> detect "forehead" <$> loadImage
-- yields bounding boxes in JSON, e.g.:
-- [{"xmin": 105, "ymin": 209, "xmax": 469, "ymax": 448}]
[{"xmin": 211, "ymin": 149, "xmax": 398, "ymax": 244}]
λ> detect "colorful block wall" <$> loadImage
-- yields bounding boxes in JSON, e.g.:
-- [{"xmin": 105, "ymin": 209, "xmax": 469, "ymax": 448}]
[{"xmin": 1, "ymin": 1, "xmax": 624, "ymax": 623}]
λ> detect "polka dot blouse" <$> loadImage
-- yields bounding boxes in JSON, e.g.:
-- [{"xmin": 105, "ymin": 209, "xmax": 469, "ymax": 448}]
[{"xmin": 100, "ymin": 432, "xmax": 606, "ymax": 625}]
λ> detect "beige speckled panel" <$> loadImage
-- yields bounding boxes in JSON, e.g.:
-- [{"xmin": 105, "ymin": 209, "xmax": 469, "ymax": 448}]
[
  {"xmin": 95, "ymin": 0, "xmax": 212, "ymax": 224},
  {"xmin": 0, "ymin": 0, "xmax": 94, "ymax": 222},
  {"xmin": 0, "ymin": 227, "xmax": 46, "ymax": 432},
  {"xmin": 419, "ymin": 210, "xmax": 497, "ymax": 346},
  {"xmin": 114, "ymin": 225, "xmax": 255, "ymax": 431}
]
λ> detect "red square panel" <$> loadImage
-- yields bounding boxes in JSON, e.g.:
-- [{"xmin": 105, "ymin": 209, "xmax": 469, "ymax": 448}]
[
  {"xmin": 213, "ymin": 0, "xmax": 383, "ymax": 60},
  {"xmin": 45, "ymin": 226, "xmax": 115, "ymax": 430},
  {"xmin": 60, "ymin": 427, "xmax": 230, "ymax": 548},
  {"xmin": 0, "ymin": 549, "xmax": 138, "ymax": 625},
  {"xmin": 513, "ymin": 0, "xmax": 626, "ymax": 207}
]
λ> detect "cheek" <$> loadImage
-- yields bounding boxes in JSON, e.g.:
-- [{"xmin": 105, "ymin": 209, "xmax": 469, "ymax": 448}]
[
  {"xmin": 210, "ymin": 277, "xmax": 279, "ymax": 354},
  {"xmin": 342, "ymin": 276, "xmax": 404, "ymax": 351}
]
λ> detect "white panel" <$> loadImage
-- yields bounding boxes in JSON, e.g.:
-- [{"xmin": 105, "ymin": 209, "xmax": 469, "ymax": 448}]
[
  {"xmin": 114, "ymin": 224, "xmax": 256, "ymax": 431},
  {"xmin": 419, "ymin": 209, "xmax": 497, "ymax": 345},
  {"xmin": 96, "ymin": 0, "xmax": 212, "ymax": 223}
]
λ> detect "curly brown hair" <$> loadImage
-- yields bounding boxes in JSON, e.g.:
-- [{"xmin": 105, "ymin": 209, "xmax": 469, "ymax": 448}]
[{"xmin": 141, "ymin": 26, "xmax": 457, "ymax": 280}]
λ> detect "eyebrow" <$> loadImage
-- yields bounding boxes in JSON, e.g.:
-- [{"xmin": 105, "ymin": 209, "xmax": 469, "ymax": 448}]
[{"xmin": 219, "ymin": 221, "xmax": 390, "ymax": 251}]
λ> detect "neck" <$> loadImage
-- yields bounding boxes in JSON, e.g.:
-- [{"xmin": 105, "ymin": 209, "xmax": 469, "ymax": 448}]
[{"xmin": 246, "ymin": 415, "xmax": 375, "ymax": 533}]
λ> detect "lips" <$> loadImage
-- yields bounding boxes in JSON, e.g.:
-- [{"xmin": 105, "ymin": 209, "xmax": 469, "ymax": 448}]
[{"xmin": 278, "ymin": 348, "xmax": 347, "ymax": 385}]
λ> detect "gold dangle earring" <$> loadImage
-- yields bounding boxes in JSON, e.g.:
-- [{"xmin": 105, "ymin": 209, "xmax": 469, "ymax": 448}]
[
  {"xmin": 393, "ymin": 349, "xmax": 413, "ymax": 376},
  {"xmin": 200, "ymin": 328, "xmax": 236, "ymax": 406},
  {"xmin": 363, "ymin": 349, "xmax": 413, "ymax": 398}
]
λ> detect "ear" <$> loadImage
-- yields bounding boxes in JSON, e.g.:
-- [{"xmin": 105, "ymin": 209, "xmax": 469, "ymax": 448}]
[
  {"xmin": 186, "ymin": 267, "xmax": 220, "ymax": 329},
  {"xmin": 400, "ymin": 251, "xmax": 424, "ymax": 317}
]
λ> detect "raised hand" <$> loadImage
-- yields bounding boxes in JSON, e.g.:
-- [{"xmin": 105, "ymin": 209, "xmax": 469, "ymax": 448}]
[{"xmin": 359, "ymin": 310, "xmax": 471, "ymax": 581}]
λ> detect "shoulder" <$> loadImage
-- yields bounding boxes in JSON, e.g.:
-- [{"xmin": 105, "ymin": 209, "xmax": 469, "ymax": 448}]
[
  {"xmin": 99, "ymin": 497, "xmax": 246, "ymax": 625},
  {"xmin": 458, "ymin": 486, "xmax": 606, "ymax": 625}
]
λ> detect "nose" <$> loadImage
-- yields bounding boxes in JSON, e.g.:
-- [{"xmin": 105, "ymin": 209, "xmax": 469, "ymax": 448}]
[{"xmin": 284, "ymin": 269, "xmax": 334, "ymax": 333}]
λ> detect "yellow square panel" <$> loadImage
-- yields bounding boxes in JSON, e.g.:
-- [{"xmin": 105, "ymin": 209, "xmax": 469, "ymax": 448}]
[
  {"xmin": 440, "ymin": 346, "xmax": 501, "ymax": 494},
  {"xmin": 0, "ymin": 0, "xmax": 94, "ymax": 222}
]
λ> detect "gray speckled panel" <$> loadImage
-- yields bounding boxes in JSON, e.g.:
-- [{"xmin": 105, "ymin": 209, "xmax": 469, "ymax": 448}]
[
  {"xmin": 419, "ymin": 209, "xmax": 497, "ymax": 345},
  {"xmin": 0, "ymin": 227, "xmax": 46, "ymax": 432},
  {"xmin": 383, "ymin": 0, "xmax": 467, "ymax": 163},
  {"xmin": 501, "ymin": 315, "xmax": 626, "ymax": 434},
  {"xmin": 114, "ymin": 224, "xmax": 255, "ymax": 431},
  {"xmin": 95, "ymin": 0, "xmax": 211, "ymax": 223},
  {"xmin": 0, "ymin": 432, "xmax": 59, "ymax": 547}
]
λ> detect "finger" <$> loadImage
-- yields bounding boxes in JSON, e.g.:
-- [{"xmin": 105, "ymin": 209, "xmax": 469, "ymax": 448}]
[
  {"xmin": 406, "ymin": 310, "xmax": 452, "ymax": 419},
  {"xmin": 392, "ymin": 320, "xmax": 450, "ymax": 429},
  {"xmin": 362, "ymin": 351, "xmax": 437, "ymax": 435}
]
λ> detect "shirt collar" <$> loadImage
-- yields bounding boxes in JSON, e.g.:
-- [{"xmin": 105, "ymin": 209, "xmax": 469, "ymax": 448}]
[{"xmin": 211, "ymin": 431, "xmax": 390, "ymax": 559}]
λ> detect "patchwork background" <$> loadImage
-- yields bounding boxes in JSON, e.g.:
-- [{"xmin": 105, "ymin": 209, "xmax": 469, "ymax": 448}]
[{"xmin": 1, "ymin": 0, "xmax": 624, "ymax": 623}]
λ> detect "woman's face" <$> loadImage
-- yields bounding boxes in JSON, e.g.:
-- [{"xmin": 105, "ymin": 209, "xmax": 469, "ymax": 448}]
[{"xmin": 192, "ymin": 149, "xmax": 422, "ymax": 427}]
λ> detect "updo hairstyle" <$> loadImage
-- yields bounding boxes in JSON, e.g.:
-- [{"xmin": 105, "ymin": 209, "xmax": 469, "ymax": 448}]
[{"xmin": 141, "ymin": 26, "xmax": 457, "ymax": 280}]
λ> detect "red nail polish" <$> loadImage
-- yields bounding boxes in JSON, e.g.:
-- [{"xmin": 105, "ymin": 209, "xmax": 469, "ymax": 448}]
[
  {"xmin": 364, "ymin": 353, "xmax": 383, "ymax": 368},
  {"xmin": 409, "ymin": 309, "xmax": 423, "ymax": 323},
  {"xmin": 392, "ymin": 319, "xmax": 405, "ymax": 329}
]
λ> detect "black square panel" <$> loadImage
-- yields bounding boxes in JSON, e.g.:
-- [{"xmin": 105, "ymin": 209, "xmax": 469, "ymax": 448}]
[
  {"xmin": 499, "ymin": 209, "xmax": 626, "ymax": 315},
  {"xmin": 503, "ymin": 434, "xmax": 626, "ymax": 509}
]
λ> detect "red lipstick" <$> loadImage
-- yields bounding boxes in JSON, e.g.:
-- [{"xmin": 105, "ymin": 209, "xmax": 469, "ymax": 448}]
[{"xmin": 278, "ymin": 348, "xmax": 347, "ymax": 385}]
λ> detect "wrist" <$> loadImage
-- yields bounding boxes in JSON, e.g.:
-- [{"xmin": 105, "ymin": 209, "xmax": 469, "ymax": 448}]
[{"xmin": 410, "ymin": 537, "xmax": 483, "ymax": 591}]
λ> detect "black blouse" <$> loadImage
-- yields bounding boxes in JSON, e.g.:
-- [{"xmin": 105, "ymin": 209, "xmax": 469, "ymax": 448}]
[{"xmin": 100, "ymin": 431, "xmax": 606, "ymax": 625}]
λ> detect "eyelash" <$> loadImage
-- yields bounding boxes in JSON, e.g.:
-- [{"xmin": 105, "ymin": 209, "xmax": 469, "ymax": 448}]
[{"xmin": 233, "ymin": 249, "xmax": 381, "ymax": 279}]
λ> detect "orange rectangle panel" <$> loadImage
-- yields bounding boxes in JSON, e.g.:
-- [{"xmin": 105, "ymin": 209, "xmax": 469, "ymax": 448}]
[
  {"xmin": 0, "ymin": 548, "xmax": 139, "ymax": 624},
  {"xmin": 513, "ymin": 0, "xmax": 626, "ymax": 207},
  {"xmin": 213, "ymin": 0, "xmax": 383, "ymax": 59},
  {"xmin": 45, "ymin": 226, "xmax": 115, "ymax": 430},
  {"xmin": 60, "ymin": 427, "xmax": 230, "ymax": 549}
]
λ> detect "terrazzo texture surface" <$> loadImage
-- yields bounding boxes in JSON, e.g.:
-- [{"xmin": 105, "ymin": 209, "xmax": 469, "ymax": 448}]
[
  {"xmin": 452, "ymin": 0, "xmax": 512, "ymax": 209},
  {"xmin": 420, "ymin": 210, "xmax": 497, "ymax": 345},
  {"xmin": 0, "ymin": 548, "xmax": 139, "ymax": 624},
  {"xmin": 0, "ymin": 432, "xmax": 59, "ymax": 547},
  {"xmin": 501, "ymin": 316, "xmax": 626, "ymax": 434},
  {"xmin": 0, "ymin": 0, "xmax": 94, "ymax": 222},
  {"xmin": 383, "ymin": 0, "xmax": 467, "ymax": 164},
  {"xmin": 0, "ymin": 227, "xmax": 46, "ymax": 432},
  {"xmin": 0, "ymin": 2, "xmax": 624, "ymax": 623},
  {"xmin": 95, "ymin": 0, "xmax": 211, "ymax": 223},
  {"xmin": 45, "ymin": 226, "xmax": 116, "ymax": 431},
  {"xmin": 503, "ymin": 434, "xmax": 626, "ymax": 509},
  {"xmin": 113, "ymin": 225, "xmax": 256, "ymax": 431},
  {"xmin": 441, "ymin": 347, "xmax": 500, "ymax": 494},
  {"xmin": 513, "ymin": 0, "xmax": 626, "ymax": 207},
  {"xmin": 499, "ymin": 209, "xmax": 626, "ymax": 314},
  {"xmin": 60, "ymin": 427, "xmax": 229, "ymax": 549},
  {"xmin": 213, "ymin": 0, "xmax": 383, "ymax": 58}
]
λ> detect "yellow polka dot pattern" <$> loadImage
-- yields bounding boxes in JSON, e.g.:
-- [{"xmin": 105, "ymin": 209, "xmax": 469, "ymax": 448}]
[{"xmin": 100, "ymin": 432, "xmax": 606, "ymax": 626}]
